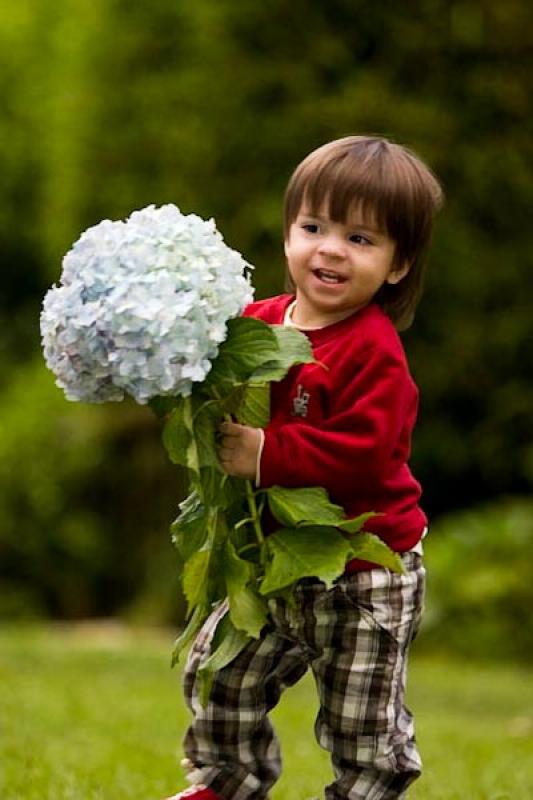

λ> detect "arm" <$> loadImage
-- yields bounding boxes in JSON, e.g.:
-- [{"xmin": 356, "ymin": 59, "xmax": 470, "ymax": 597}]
[{"xmin": 260, "ymin": 344, "xmax": 417, "ymax": 496}]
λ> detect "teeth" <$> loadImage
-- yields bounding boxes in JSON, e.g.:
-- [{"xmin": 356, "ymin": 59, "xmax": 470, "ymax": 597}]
[{"xmin": 316, "ymin": 269, "xmax": 343, "ymax": 283}]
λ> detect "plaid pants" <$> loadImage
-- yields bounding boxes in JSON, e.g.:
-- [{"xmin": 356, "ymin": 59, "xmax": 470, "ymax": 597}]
[{"xmin": 183, "ymin": 552, "xmax": 425, "ymax": 800}]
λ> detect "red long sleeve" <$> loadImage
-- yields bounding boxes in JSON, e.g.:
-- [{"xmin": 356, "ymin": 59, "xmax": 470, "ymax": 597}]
[
  {"xmin": 260, "ymin": 343, "xmax": 415, "ymax": 495},
  {"xmin": 243, "ymin": 295, "xmax": 427, "ymax": 561}
]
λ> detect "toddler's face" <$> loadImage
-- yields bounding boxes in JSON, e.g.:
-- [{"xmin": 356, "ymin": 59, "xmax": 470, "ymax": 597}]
[{"xmin": 284, "ymin": 204, "xmax": 409, "ymax": 328}]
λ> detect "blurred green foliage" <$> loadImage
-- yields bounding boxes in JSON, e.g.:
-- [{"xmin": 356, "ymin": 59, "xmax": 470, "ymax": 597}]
[
  {"xmin": 0, "ymin": 1, "xmax": 531, "ymax": 629},
  {"xmin": 0, "ymin": 361, "xmax": 183, "ymax": 620},
  {"xmin": 422, "ymin": 498, "xmax": 533, "ymax": 661}
]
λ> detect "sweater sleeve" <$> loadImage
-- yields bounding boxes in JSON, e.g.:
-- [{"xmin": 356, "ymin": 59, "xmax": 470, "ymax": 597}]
[{"xmin": 259, "ymin": 343, "xmax": 416, "ymax": 497}]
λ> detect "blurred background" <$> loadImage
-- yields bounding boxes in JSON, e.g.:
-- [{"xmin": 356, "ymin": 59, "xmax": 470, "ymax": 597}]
[{"xmin": 0, "ymin": 0, "xmax": 531, "ymax": 662}]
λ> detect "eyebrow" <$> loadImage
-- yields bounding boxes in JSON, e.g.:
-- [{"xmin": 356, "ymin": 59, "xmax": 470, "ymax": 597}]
[{"xmin": 298, "ymin": 211, "xmax": 382, "ymax": 235}]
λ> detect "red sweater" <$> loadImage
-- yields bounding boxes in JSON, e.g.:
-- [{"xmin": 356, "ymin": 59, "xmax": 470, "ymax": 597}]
[{"xmin": 243, "ymin": 294, "xmax": 427, "ymax": 572}]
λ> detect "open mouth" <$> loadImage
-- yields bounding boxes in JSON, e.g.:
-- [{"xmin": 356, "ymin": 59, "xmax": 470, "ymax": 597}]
[{"xmin": 313, "ymin": 268, "xmax": 347, "ymax": 285}]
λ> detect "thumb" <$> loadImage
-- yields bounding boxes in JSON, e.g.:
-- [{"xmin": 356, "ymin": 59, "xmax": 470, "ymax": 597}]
[{"xmin": 219, "ymin": 420, "xmax": 242, "ymax": 436}]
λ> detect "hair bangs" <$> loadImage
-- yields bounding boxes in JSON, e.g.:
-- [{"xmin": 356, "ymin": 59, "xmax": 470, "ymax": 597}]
[
  {"xmin": 285, "ymin": 139, "xmax": 421, "ymax": 239},
  {"xmin": 303, "ymin": 157, "xmax": 394, "ymax": 235}
]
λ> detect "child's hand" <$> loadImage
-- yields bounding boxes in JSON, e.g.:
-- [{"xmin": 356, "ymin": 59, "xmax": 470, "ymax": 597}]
[{"xmin": 218, "ymin": 421, "xmax": 262, "ymax": 480}]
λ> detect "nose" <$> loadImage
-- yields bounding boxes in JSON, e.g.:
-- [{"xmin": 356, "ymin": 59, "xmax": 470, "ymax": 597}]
[{"xmin": 317, "ymin": 233, "xmax": 346, "ymax": 259}]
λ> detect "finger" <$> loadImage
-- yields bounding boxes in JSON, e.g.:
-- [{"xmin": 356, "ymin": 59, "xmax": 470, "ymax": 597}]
[
  {"xmin": 218, "ymin": 446, "xmax": 235, "ymax": 462},
  {"xmin": 219, "ymin": 454, "xmax": 239, "ymax": 475},
  {"xmin": 218, "ymin": 437, "xmax": 237, "ymax": 452},
  {"xmin": 219, "ymin": 421, "xmax": 241, "ymax": 436}
]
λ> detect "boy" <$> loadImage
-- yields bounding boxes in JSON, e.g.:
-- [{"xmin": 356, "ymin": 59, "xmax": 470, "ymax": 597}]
[{"xmin": 166, "ymin": 135, "xmax": 443, "ymax": 800}]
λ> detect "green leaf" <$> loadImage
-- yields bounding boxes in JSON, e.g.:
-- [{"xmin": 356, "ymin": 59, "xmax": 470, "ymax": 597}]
[
  {"xmin": 250, "ymin": 326, "xmax": 315, "ymax": 383},
  {"xmin": 223, "ymin": 538, "xmax": 252, "ymax": 585},
  {"xmin": 267, "ymin": 485, "xmax": 345, "ymax": 527},
  {"xmin": 223, "ymin": 540, "xmax": 268, "ymax": 637},
  {"xmin": 182, "ymin": 395, "xmax": 200, "ymax": 473},
  {"xmin": 216, "ymin": 383, "xmax": 247, "ymax": 417},
  {"xmin": 161, "ymin": 398, "xmax": 190, "ymax": 468},
  {"xmin": 162, "ymin": 391, "xmax": 222, "ymax": 474},
  {"xmin": 217, "ymin": 380, "xmax": 270, "ymax": 427},
  {"xmin": 348, "ymin": 532, "xmax": 406, "ymax": 574},
  {"xmin": 229, "ymin": 587, "xmax": 269, "ymax": 638},
  {"xmin": 170, "ymin": 490, "xmax": 208, "ymax": 560},
  {"xmin": 260, "ymin": 526, "xmax": 354, "ymax": 594},
  {"xmin": 149, "ymin": 395, "xmax": 180, "ymax": 419},
  {"xmin": 171, "ymin": 604, "xmax": 207, "ymax": 667},
  {"xmin": 162, "ymin": 396, "xmax": 200, "ymax": 474},
  {"xmin": 192, "ymin": 397, "xmax": 222, "ymax": 470},
  {"xmin": 205, "ymin": 317, "xmax": 279, "ymax": 388},
  {"xmin": 236, "ymin": 383, "xmax": 270, "ymax": 427},
  {"xmin": 272, "ymin": 325, "xmax": 315, "ymax": 361},
  {"xmin": 337, "ymin": 512, "xmax": 379, "ymax": 534},
  {"xmin": 198, "ymin": 467, "xmax": 242, "ymax": 509},
  {"xmin": 183, "ymin": 550, "xmax": 211, "ymax": 613},
  {"xmin": 197, "ymin": 611, "xmax": 252, "ymax": 707}
]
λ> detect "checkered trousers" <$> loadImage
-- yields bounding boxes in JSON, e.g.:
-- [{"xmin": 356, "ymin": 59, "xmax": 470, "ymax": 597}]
[{"xmin": 182, "ymin": 552, "xmax": 425, "ymax": 800}]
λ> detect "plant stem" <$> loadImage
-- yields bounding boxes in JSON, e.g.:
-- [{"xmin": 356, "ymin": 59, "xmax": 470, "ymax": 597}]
[
  {"xmin": 211, "ymin": 386, "xmax": 265, "ymax": 549},
  {"xmin": 183, "ymin": 395, "xmax": 200, "ymax": 474},
  {"xmin": 245, "ymin": 479, "xmax": 265, "ymax": 546},
  {"xmin": 207, "ymin": 506, "xmax": 218, "ymax": 548}
]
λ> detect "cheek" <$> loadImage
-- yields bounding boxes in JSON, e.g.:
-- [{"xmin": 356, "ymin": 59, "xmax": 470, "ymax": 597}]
[{"xmin": 284, "ymin": 245, "xmax": 302, "ymax": 272}]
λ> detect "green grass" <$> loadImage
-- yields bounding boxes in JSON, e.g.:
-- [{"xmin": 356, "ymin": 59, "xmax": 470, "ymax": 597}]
[{"xmin": 1, "ymin": 624, "xmax": 532, "ymax": 800}]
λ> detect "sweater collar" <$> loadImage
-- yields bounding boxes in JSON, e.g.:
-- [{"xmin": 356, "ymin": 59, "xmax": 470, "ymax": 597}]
[{"xmin": 281, "ymin": 295, "xmax": 378, "ymax": 343}]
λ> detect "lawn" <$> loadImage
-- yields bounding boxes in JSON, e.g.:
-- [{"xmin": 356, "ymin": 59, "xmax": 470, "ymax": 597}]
[{"xmin": 0, "ymin": 624, "xmax": 532, "ymax": 800}]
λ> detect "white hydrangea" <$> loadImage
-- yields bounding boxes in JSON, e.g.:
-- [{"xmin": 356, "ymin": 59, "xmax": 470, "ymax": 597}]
[{"xmin": 40, "ymin": 204, "xmax": 254, "ymax": 403}]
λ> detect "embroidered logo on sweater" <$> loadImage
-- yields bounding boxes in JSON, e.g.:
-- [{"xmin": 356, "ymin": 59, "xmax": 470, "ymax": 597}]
[{"xmin": 292, "ymin": 384, "xmax": 310, "ymax": 418}]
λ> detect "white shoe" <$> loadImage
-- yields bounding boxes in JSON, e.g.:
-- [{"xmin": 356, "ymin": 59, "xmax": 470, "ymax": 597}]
[{"xmin": 180, "ymin": 758, "xmax": 206, "ymax": 787}]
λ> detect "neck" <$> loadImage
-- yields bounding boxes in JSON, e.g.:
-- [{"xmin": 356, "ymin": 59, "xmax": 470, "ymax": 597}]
[{"xmin": 290, "ymin": 297, "xmax": 364, "ymax": 329}]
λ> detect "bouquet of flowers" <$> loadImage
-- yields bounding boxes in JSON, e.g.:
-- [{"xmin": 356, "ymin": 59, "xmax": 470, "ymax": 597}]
[{"xmin": 41, "ymin": 203, "xmax": 403, "ymax": 704}]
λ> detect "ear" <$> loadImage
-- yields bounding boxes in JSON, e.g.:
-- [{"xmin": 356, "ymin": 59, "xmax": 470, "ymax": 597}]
[{"xmin": 386, "ymin": 261, "xmax": 410, "ymax": 285}]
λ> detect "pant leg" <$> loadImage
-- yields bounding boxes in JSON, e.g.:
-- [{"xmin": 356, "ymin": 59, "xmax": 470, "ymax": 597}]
[
  {"xmin": 309, "ymin": 553, "xmax": 426, "ymax": 800},
  {"xmin": 182, "ymin": 601, "xmax": 310, "ymax": 800}
]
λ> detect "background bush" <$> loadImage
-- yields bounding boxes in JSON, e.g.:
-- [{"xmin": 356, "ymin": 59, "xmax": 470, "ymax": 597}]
[
  {"xmin": 0, "ymin": 1, "xmax": 531, "ymax": 650},
  {"xmin": 0, "ymin": 361, "xmax": 182, "ymax": 620},
  {"xmin": 422, "ymin": 498, "xmax": 533, "ymax": 661}
]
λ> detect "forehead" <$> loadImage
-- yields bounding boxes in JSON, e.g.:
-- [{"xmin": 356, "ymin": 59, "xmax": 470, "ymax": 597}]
[
  {"xmin": 283, "ymin": 143, "xmax": 405, "ymax": 239},
  {"xmin": 298, "ymin": 196, "xmax": 384, "ymax": 231}
]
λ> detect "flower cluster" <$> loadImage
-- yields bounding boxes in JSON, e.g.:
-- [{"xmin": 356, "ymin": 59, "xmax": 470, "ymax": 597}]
[{"xmin": 40, "ymin": 204, "xmax": 254, "ymax": 403}]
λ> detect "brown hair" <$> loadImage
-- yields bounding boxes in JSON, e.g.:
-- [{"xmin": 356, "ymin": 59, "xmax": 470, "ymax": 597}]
[{"xmin": 283, "ymin": 135, "xmax": 443, "ymax": 329}]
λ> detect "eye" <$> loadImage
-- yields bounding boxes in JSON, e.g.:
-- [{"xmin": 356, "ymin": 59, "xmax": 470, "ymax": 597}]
[
  {"xmin": 301, "ymin": 223, "xmax": 320, "ymax": 234},
  {"xmin": 349, "ymin": 233, "xmax": 372, "ymax": 245}
]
